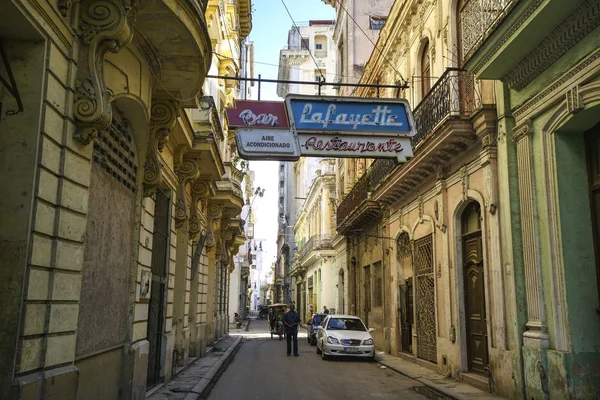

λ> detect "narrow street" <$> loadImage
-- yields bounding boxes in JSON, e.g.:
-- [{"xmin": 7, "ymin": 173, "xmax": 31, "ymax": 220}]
[{"xmin": 207, "ymin": 320, "xmax": 429, "ymax": 400}]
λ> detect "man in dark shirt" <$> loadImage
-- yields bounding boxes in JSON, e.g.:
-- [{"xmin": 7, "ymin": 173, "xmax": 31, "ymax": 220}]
[
  {"xmin": 283, "ymin": 304, "xmax": 302, "ymax": 356},
  {"xmin": 323, "ymin": 305, "xmax": 330, "ymax": 314}
]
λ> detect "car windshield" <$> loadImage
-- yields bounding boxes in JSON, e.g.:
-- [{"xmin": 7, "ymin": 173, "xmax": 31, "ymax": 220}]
[{"xmin": 326, "ymin": 317, "xmax": 367, "ymax": 331}]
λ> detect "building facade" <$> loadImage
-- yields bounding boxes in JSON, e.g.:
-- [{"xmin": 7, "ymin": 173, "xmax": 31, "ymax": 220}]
[
  {"xmin": 335, "ymin": 0, "xmax": 506, "ymax": 394},
  {"xmin": 458, "ymin": 0, "xmax": 600, "ymax": 398},
  {"xmin": 0, "ymin": 0, "xmax": 250, "ymax": 398}
]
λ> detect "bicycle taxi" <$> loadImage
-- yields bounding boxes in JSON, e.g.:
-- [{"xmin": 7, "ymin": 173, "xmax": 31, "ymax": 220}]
[{"xmin": 267, "ymin": 303, "xmax": 288, "ymax": 340}]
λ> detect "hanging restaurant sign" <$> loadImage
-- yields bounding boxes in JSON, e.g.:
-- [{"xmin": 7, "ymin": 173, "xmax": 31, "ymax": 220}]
[
  {"xmin": 285, "ymin": 94, "xmax": 414, "ymax": 136},
  {"xmin": 226, "ymin": 100, "xmax": 289, "ymax": 129},
  {"xmin": 236, "ymin": 128, "xmax": 300, "ymax": 161},
  {"xmin": 233, "ymin": 95, "xmax": 416, "ymax": 161}
]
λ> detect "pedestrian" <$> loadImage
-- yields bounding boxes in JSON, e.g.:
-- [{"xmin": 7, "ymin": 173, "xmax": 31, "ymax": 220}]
[
  {"xmin": 283, "ymin": 303, "xmax": 301, "ymax": 356},
  {"xmin": 323, "ymin": 305, "xmax": 330, "ymax": 314}
]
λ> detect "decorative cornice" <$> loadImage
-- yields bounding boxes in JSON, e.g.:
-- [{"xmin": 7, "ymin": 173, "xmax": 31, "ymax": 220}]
[
  {"xmin": 74, "ymin": 0, "xmax": 134, "ymax": 144},
  {"xmin": 471, "ymin": 0, "xmax": 543, "ymax": 75},
  {"xmin": 502, "ymin": 0, "xmax": 600, "ymax": 90},
  {"xmin": 512, "ymin": 48, "xmax": 600, "ymax": 120}
]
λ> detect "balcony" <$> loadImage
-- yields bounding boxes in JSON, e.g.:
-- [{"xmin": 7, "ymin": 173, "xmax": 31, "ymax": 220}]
[
  {"xmin": 298, "ymin": 235, "xmax": 334, "ymax": 260},
  {"xmin": 336, "ymin": 69, "xmax": 489, "ymax": 234},
  {"xmin": 460, "ymin": 0, "xmax": 590, "ymax": 87},
  {"xmin": 135, "ymin": 0, "xmax": 211, "ymax": 107}
]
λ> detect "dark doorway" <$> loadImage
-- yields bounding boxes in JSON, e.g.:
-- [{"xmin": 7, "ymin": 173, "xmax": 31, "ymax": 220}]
[
  {"xmin": 585, "ymin": 122, "xmax": 600, "ymax": 306},
  {"xmin": 146, "ymin": 189, "xmax": 171, "ymax": 388},
  {"xmin": 400, "ymin": 278, "xmax": 413, "ymax": 353},
  {"xmin": 462, "ymin": 202, "xmax": 488, "ymax": 374},
  {"xmin": 363, "ymin": 265, "xmax": 371, "ymax": 327}
]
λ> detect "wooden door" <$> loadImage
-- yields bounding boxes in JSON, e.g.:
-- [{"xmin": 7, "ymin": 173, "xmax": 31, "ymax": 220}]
[
  {"xmin": 462, "ymin": 202, "xmax": 488, "ymax": 374},
  {"xmin": 586, "ymin": 123, "xmax": 600, "ymax": 305}
]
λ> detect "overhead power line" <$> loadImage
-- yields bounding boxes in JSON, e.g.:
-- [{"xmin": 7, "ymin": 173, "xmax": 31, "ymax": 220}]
[{"xmin": 279, "ymin": 0, "xmax": 326, "ymax": 82}]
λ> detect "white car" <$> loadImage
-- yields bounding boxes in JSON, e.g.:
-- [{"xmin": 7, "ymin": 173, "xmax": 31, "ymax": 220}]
[{"xmin": 316, "ymin": 314, "xmax": 376, "ymax": 361}]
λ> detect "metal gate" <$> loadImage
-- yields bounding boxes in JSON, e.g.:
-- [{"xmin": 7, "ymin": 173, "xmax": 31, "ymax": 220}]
[{"xmin": 415, "ymin": 235, "xmax": 437, "ymax": 363}]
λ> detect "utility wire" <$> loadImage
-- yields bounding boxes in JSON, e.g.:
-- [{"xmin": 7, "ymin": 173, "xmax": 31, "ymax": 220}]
[
  {"xmin": 336, "ymin": 0, "xmax": 407, "ymax": 87},
  {"xmin": 212, "ymin": 51, "xmax": 396, "ymax": 86},
  {"xmin": 279, "ymin": 0, "xmax": 326, "ymax": 82}
]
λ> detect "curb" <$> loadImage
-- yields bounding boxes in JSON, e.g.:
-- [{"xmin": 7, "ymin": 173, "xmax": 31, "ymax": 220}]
[
  {"xmin": 183, "ymin": 336, "xmax": 243, "ymax": 400},
  {"xmin": 376, "ymin": 359, "xmax": 466, "ymax": 400}
]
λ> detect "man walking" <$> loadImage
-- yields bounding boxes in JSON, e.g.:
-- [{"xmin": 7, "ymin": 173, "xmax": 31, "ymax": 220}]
[{"xmin": 283, "ymin": 304, "xmax": 301, "ymax": 356}]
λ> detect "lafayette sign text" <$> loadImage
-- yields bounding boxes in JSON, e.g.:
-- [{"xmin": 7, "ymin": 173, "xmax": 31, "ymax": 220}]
[{"xmin": 285, "ymin": 94, "xmax": 414, "ymax": 136}]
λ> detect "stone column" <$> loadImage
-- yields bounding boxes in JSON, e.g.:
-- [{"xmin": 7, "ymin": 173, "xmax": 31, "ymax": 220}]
[
  {"xmin": 474, "ymin": 106, "xmax": 507, "ymax": 350},
  {"xmin": 204, "ymin": 204, "xmax": 222, "ymax": 345},
  {"xmin": 513, "ymin": 120, "xmax": 548, "ymax": 347},
  {"xmin": 172, "ymin": 158, "xmax": 200, "ymax": 368}
]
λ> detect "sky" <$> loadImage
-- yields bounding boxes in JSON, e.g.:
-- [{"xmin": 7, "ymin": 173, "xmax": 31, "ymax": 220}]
[{"xmin": 246, "ymin": 0, "xmax": 336, "ymax": 266}]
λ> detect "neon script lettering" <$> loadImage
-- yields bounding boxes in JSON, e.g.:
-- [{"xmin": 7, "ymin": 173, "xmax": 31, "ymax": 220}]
[
  {"xmin": 303, "ymin": 137, "xmax": 404, "ymax": 153},
  {"xmin": 239, "ymin": 109, "xmax": 280, "ymax": 127},
  {"xmin": 299, "ymin": 104, "xmax": 404, "ymax": 130}
]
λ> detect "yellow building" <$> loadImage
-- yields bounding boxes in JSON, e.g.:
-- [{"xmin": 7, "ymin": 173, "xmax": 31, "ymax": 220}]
[
  {"xmin": 0, "ymin": 0, "xmax": 250, "ymax": 398},
  {"xmin": 335, "ymin": 0, "xmax": 507, "ymax": 395}
]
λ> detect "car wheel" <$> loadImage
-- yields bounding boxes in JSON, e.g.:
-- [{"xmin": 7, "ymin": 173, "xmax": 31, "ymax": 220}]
[
  {"xmin": 316, "ymin": 343, "xmax": 322, "ymax": 354},
  {"xmin": 321, "ymin": 349, "xmax": 328, "ymax": 361},
  {"xmin": 369, "ymin": 353, "xmax": 376, "ymax": 362}
]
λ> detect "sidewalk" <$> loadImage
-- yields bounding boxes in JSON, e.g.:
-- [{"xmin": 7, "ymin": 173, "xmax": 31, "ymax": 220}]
[
  {"xmin": 147, "ymin": 334, "xmax": 242, "ymax": 400},
  {"xmin": 376, "ymin": 352, "xmax": 508, "ymax": 400}
]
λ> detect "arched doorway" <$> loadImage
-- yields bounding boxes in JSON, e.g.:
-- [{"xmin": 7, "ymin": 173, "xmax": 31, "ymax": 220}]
[{"xmin": 462, "ymin": 201, "xmax": 488, "ymax": 374}]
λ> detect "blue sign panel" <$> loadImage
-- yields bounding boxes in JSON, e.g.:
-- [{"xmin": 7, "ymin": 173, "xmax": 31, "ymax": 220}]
[{"xmin": 285, "ymin": 95, "xmax": 414, "ymax": 136}]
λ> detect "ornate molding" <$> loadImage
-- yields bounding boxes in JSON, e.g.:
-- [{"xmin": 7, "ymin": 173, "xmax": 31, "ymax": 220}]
[
  {"xmin": 513, "ymin": 119, "xmax": 533, "ymax": 143},
  {"xmin": 174, "ymin": 158, "xmax": 200, "ymax": 228},
  {"xmin": 460, "ymin": 165, "xmax": 468, "ymax": 202},
  {"xmin": 502, "ymin": 0, "xmax": 600, "ymax": 91},
  {"xmin": 74, "ymin": 0, "xmax": 134, "ymax": 144},
  {"xmin": 565, "ymin": 85, "xmax": 584, "ymax": 114},
  {"xmin": 205, "ymin": 204, "xmax": 222, "ymax": 251},
  {"xmin": 143, "ymin": 99, "xmax": 179, "ymax": 196},
  {"xmin": 189, "ymin": 180, "xmax": 210, "ymax": 239},
  {"xmin": 512, "ymin": 49, "xmax": 600, "ymax": 120}
]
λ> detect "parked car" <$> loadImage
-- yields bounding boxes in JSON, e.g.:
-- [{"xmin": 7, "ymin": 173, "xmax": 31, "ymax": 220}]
[
  {"xmin": 306, "ymin": 313, "xmax": 327, "ymax": 345},
  {"xmin": 316, "ymin": 315, "xmax": 375, "ymax": 361}
]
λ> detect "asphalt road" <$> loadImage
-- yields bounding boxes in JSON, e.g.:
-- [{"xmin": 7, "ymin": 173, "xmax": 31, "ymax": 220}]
[{"xmin": 207, "ymin": 319, "xmax": 428, "ymax": 400}]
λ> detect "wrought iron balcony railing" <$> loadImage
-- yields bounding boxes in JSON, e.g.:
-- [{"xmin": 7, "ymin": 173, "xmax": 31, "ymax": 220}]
[
  {"xmin": 337, "ymin": 68, "xmax": 484, "ymax": 227},
  {"xmin": 297, "ymin": 234, "xmax": 334, "ymax": 260},
  {"xmin": 460, "ymin": 0, "xmax": 515, "ymax": 60},
  {"xmin": 411, "ymin": 68, "xmax": 481, "ymax": 149}
]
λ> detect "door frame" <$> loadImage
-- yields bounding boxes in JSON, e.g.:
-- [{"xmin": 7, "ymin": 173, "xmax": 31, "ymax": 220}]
[{"xmin": 453, "ymin": 195, "xmax": 492, "ymax": 373}]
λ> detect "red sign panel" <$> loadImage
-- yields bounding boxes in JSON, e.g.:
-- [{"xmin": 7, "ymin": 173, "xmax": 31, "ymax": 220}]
[{"xmin": 226, "ymin": 100, "xmax": 289, "ymax": 129}]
